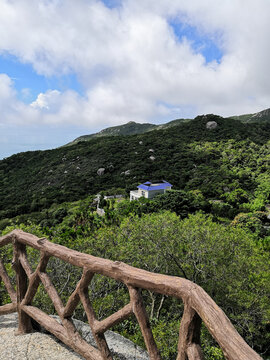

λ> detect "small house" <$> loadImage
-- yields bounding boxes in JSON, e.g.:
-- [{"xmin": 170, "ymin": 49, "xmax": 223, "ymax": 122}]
[{"xmin": 130, "ymin": 180, "xmax": 172, "ymax": 201}]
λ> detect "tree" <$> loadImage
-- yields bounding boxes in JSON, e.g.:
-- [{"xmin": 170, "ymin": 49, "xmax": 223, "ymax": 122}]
[{"xmin": 88, "ymin": 212, "xmax": 269, "ymax": 358}]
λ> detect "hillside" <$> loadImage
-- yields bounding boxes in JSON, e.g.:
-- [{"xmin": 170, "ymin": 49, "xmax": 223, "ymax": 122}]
[
  {"xmin": 67, "ymin": 107, "xmax": 270, "ymax": 147},
  {"xmin": 230, "ymin": 107, "xmax": 270, "ymax": 123},
  {"xmin": 1, "ymin": 114, "xmax": 270, "ymax": 220},
  {"xmin": 67, "ymin": 121, "xmax": 158, "ymax": 145},
  {"xmin": 67, "ymin": 118, "xmax": 190, "ymax": 146}
]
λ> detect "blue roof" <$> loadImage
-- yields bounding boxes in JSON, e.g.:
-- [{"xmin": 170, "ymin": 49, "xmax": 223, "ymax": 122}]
[{"xmin": 137, "ymin": 180, "xmax": 172, "ymax": 191}]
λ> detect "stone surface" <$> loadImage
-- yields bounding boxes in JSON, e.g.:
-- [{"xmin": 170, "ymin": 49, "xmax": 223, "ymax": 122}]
[
  {"xmin": 97, "ymin": 168, "xmax": 105, "ymax": 176},
  {"xmin": 0, "ymin": 313, "xmax": 149, "ymax": 360},
  {"xmin": 206, "ymin": 121, "xmax": 218, "ymax": 129},
  {"xmin": 0, "ymin": 313, "xmax": 82, "ymax": 360}
]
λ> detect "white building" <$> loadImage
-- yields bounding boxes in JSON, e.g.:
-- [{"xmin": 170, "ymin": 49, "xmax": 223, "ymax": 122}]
[{"xmin": 130, "ymin": 181, "xmax": 172, "ymax": 201}]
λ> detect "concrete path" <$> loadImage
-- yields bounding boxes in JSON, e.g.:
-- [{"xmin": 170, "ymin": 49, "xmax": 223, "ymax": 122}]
[{"xmin": 0, "ymin": 313, "xmax": 149, "ymax": 360}]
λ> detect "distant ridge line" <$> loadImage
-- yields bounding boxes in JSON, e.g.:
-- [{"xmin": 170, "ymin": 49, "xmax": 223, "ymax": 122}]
[{"xmin": 67, "ymin": 107, "xmax": 270, "ymax": 146}]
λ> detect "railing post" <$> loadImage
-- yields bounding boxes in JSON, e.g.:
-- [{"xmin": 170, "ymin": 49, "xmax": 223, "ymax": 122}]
[
  {"xmin": 177, "ymin": 303, "xmax": 204, "ymax": 360},
  {"xmin": 128, "ymin": 286, "xmax": 161, "ymax": 360},
  {"xmin": 12, "ymin": 239, "xmax": 33, "ymax": 334}
]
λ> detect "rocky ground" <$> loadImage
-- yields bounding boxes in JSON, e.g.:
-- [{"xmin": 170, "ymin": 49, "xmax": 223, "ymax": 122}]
[{"xmin": 0, "ymin": 313, "xmax": 149, "ymax": 360}]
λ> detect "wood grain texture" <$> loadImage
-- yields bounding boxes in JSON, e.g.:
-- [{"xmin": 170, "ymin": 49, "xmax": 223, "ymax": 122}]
[
  {"xmin": 0, "ymin": 302, "xmax": 17, "ymax": 315},
  {"xmin": 94, "ymin": 303, "xmax": 133, "ymax": 334},
  {"xmin": 79, "ymin": 286, "xmax": 113, "ymax": 360},
  {"xmin": 39, "ymin": 271, "xmax": 65, "ymax": 316},
  {"xmin": 129, "ymin": 286, "xmax": 161, "ymax": 360},
  {"xmin": 21, "ymin": 252, "xmax": 50, "ymax": 306},
  {"xmin": 63, "ymin": 269, "xmax": 93, "ymax": 318},
  {"xmin": 18, "ymin": 251, "xmax": 33, "ymax": 278},
  {"xmin": 186, "ymin": 344, "xmax": 205, "ymax": 360},
  {"xmin": 13, "ymin": 241, "xmax": 33, "ymax": 334},
  {"xmin": 0, "ymin": 258, "xmax": 16, "ymax": 303},
  {"xmin": 177, "ymin": 303, "xmax": 203, "ymax": 360}
]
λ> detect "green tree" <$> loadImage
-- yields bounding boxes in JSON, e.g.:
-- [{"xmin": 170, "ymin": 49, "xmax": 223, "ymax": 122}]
[{"xmin": 88, "ymin": 212, "xmax": 269, "ymax": 358}]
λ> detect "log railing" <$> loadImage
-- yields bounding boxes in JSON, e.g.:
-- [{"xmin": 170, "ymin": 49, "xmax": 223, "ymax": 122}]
[{"xmin": 0, "ymin": 229, "xmax": 262, "ymax": 360}]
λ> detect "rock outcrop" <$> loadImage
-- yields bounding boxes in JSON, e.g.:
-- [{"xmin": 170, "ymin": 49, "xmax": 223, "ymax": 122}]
[
  {"xmin": 206, "ymin": 121, "xmax": 218, "ymax": 129},
  {"xmin": 97, "ymin": 168, "xmax": 105, "ymax": 176},
  {"xmin": 0, "ymin": 313, "xmax": 149, "ymax": 360}
]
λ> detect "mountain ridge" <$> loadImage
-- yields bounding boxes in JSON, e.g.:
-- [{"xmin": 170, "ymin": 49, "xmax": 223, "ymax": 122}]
[
  {"xmin": 67, "ymin": 107, "xmax": 270, "ymax": 146},
  {"xmin": 66, "ymin": 118, "xmax": 190, "ymax": 146},
  {"xmin": 229, "ymin": 107, "xmax": 270, "ymax": 123},
  {"xmin": 1, "ymin": 113, "xmax": 270, "ymax": 220}
]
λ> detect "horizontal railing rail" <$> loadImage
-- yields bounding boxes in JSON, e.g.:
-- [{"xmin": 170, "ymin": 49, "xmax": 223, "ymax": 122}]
[{"xmin": 0, "ymin": 229, "xmax": 262, "ymax": 360}]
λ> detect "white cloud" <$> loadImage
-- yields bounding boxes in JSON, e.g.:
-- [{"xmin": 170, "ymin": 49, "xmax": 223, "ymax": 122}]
[
  {"xmin": 0, "ymin": 74, "xmax": 16, "ymax": 101},
  {"xmin": 31, "ymin": 90, "xmax": 61, "ymax": 110},
  {"xmin": 0, "ymin": 0, "xmax": 269, "ymax": 134},
  {"xmin": 0, "ymin": 74, "xmax": 36, "ymax": 125}
]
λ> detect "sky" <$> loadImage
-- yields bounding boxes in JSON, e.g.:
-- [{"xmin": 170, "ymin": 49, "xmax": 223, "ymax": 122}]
[{"xmin": 0, "ymin": 0, "xmax": 270, "ymax": 159}]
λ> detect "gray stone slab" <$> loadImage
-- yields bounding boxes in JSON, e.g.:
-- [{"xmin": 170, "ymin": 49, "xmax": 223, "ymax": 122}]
[{"xmin": 0, "ymin": 313, "xmax": 149, "ymax": 360}]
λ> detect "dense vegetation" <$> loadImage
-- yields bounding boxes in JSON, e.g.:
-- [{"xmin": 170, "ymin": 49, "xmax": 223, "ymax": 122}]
[
  {"xmin": 68, "ymin": 106, "xmax": 270, "ymax": 145},
  {"xmin": 230, "ymin": 107, "xmax": 270, "ymax": 123},
  {"xmin": 67, "ymin": 118, "xmax": 191, "ymax": 145},
  {"xmin": 0, "ymin": 113, "xmax": 270, "ymax": 359},
  {"xmin": 1, "ymin": 114, "xmax": 270, "ymax": 221}
]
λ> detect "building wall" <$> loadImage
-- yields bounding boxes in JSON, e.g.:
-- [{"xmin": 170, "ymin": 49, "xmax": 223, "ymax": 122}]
[
  {"xmin": 147, "ymin": 189, "xmax": 165, "ymax": 199},
  {"xmin": 130, "ymin": 190, "xmax": 141, "ymax": 201},
  {"xmin": 138, "ymin": 189, "xmax": 145, "ymax": 196}
]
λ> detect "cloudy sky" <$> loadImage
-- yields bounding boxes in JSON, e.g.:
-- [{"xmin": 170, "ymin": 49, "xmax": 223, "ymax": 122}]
[{"xmin": 0, "ymin": 0, "xmax": 270, "ymax": 159}]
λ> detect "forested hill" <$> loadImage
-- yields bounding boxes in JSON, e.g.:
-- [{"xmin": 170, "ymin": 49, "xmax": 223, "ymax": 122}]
[
  {"xmin": 68, "ymin": 107, "xmax": 270, "ymax": 146},
  {"xmin": 66, "ymin": 118, "xmax": 190, "ymax": 145},
  {"xmin": 1, "ymin": 114, "xmax": 270, "ymax": 219},
  {"xmin": 230, "ymin": 107, "xmax": 270, "ymax": 123}
]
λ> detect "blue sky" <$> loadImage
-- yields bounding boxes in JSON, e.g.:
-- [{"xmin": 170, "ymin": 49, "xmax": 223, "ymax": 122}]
[
  {"xmin": 169, "ymin": 20, "xmax": 223, "ymax": 64},
  {"xmin": 101, "ymin": 0, "xmax": 122, "ymax": 8},
  {"xmin": 0, "ymin": 54, "xmax": 83, "ymax": 103},
  {"xmin": 0, "ymin": 0, "xmax": 269, "ymax": 159}
]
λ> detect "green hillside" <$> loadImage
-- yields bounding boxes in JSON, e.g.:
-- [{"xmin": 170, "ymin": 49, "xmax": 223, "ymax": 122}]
[
  {"xmin": 230, "ymin": 107, "xmax": 270, "ymax": 123},
  {"xmin": 67, "ymin": 107, "xmax": 270, "ymax": 148},
  {"xmin": 1, "ymin": 114, "xmax": 270, "ymax": 219},
  {"xmin": 67, "ymin": 121, "xmax": 158, "ymax": 145},
  {"xmin": 67, "ymin": 118, "xmax": 190, "ymax": 146}
]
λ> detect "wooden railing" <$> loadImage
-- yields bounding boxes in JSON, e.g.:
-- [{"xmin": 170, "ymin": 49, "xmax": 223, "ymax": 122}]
[{"xmin": 0, "ymin": 230, "xmax": 262, "ymax": 360}]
